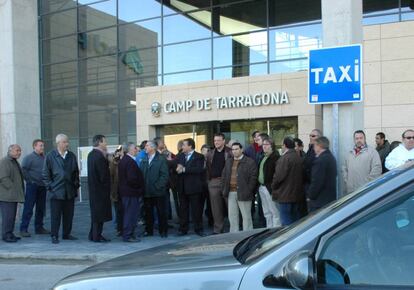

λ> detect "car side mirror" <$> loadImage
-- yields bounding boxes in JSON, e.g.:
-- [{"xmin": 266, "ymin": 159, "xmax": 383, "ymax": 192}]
[{"xmin": 284, "ymin": 251, "xmax": 314, "ymax": 290}]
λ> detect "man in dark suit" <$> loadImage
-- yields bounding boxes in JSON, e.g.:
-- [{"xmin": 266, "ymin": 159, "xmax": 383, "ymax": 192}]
[
  {"xmin": 176, "ymin": 138, "xmax": 205, "ymax": 236},
  {"xmin": 140, "ymin": 140, "xmax": 169, "ymax": 238},
  {"xmin": 118, "ymin": 143, "xmax": 144, "ymax": 242},
  {"xmin": 43, "ymin": 134, "xmax": 80, "ymax": 244},
  {"xmin": 87, "ymin": 135, "xmax": 112, "ymax": 242},
  {"xmin": 306, "ymin": 136, "xmax": 337, "ymax": 212}
]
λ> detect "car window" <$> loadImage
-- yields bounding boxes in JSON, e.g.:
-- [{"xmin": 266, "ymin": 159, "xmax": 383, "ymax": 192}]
[{"xmin": 316, "ymin": 184, "xmax": 414, "ymax": 287}]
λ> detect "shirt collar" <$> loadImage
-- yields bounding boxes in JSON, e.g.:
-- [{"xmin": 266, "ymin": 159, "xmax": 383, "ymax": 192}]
[
  {"xmin": 234, "ymin": 154, "xmax": 244, "ymax": 161},
  {"xmin": 58, "ymin": 150, "xmax": 68, "ymax": 159},
  {"xmin": 127, "ymin": 153, "xmax": 135, "ymax": 159}
]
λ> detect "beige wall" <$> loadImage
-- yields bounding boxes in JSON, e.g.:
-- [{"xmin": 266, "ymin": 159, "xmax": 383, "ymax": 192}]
[
  {"xmin": 136, "ymin": 72, "xmax": 322, "ymax": 148},
  {"xmin": 363, "ymin": 21, "xmax": 414, "ymax": 146}
]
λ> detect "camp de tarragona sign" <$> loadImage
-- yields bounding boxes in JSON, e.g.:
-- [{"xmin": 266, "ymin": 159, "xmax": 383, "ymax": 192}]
[{"xmin": 163, "ymin": 91, "xmax": 289, "ymax": 114}]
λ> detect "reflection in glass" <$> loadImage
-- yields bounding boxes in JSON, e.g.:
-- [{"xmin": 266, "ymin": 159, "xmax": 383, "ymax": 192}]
[
  {"xmin": 79, "ymin": 55, "xmax": 117, "ymax": 84},
  {"xmin": 163, "ymin": 0, "xmax": 210, "ymax": 15},
  {"xmin": 269, "ymin": 24, "xmax": 322, "ymax": 62},
  {"xmin": 40, "ymin": 0, "xmax": 76, "ymax": 14},
  {"xmin": 214, "ymin": 31, "xmax": 267, "ymax": 67},
  {"xmin": 214, "ymin": 63, "xmax": 267, "ymax": 80},
  {"xmin": 43, "ymin": 61, "xmax": 77, "ymax": 90},
  {"xmin": 80, "ymin": 109, "xmax": 119, "ymax": 137},
  {"xmin": 118, "ymin": 47, "xmax": 160, "ymax": 81},
  {"xmin": 42, "ymin": 35, "xmax": 78, "ymax": 64},
  {"xmin": 79, "ymin": 82, "xmax": 117, "ymax": 111},
  {"xmin": 78, "ymin": 27, "xmax": 117, "ymax": 58},
  {"xmin": 42, "ymin": 8, "xmax": 77, "ymax": 39},
  {"xmin": 119, "ymin": 0, "xmax": 162, "ymax": 22},
  {"xmin": 212, "ymin": 0, "xmax": 266, "ymax": 36},
  {"xmin": 401, "ymin": 0, "xmax": 414, "ymax": 12},
  {"xmin": 43, "ymin": 88, "xmax": 78, "ymax": 115},
  {"xmin": 363, "ymin": 14, "xmax": 399, "ymax": 25},
  {"xmin": 163, "ymin": 11, "xmax": 211, "ymax": 44},
  {"xmin": 268, "ymin": 0, "xmax": 321, "ymax": 27},
  {"xmin": 42, "ymin": 113, "xmax": 79, "ymax": 140},
  {"xmin": 118, "ymin": 19, "xmax": 161, "ymax": 51},
  {"xmin": 163, "ymin": 40, "xmax": 211, "ymax": 73},
  {"xmin": 164, "ymin": 70, "xmax": 211, "ymax": 85},
  {"xmin": 270, "ymin": 59, "xmax": 307, "ymax": 74},
  {"xmin": 402, "ymin": 12, "xmax": 414, "ymax": 21},
  {"xmin": 363, "ymin": 0, "xmax": 399, "ymax": 16},
  {"xmin": 78, "ymin": 0, "xmax": 117, "ymax": 32},
  {"xmin": 119, "ymin": 106, "xmax": 138, "ymax": 135}
]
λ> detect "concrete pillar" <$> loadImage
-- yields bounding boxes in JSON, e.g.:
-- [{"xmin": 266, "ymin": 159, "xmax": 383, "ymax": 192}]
[
  {"xmin": 0, "ymin": 0, "xmax": 40, "ymax": 158},
  {"xmin": 321, "ymin": 0, "xmax": 364, "ymax": 196}
]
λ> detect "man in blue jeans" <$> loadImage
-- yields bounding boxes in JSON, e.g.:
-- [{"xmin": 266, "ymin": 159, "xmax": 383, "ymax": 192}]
[{"xmin": 20, "ymin": 139, "xmax": 50, "ymax": 237}]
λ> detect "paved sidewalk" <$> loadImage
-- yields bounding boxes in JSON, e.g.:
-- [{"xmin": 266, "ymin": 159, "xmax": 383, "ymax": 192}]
[{"xmin": 0, "ymin": 201, "xmax": 201, "ymax": 263}]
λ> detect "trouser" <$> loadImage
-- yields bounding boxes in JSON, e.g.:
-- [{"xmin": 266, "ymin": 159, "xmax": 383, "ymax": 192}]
[
  {"xmin": 122, "ymin": 196, "xmax": 141, "ymax": 240},
  {"xmin": 113, "ymin": 201, "xmax": 123, "ymax": 233},
  {"xmin": 208, "ymin": 178, "xmax": 226, "ymax": 233},
  {"xmin": 277, "ymin": 202, "xmax": 300, "ymax": 226},
  {"xmin": 0, "ymin": 201, "xmax": 18, "ymax": 239},
  {"xmin": 50, "ymin": 198, "xmax": 75, "ymax": 238},
  {"xmin": 200, "ymin": 184, "xmax": 213, "ymax": 226},
  {"xmin": 89, "ymin": 222, "xmax": 103, "ymax": 241},
  {"xmin": 258, "ymin": 185, "xmax": 281, "ymax": 228},
  {"xmin": 228, "ymin": 191, "xmax": 253, "ymax": 233},
  {"xmin": 171, "ymin": 188, "xmax": 180, "ymax": 220},
  {"xmin": 20, "ymin": 183, "xmax": 46, "ymax": 232},
  {"xmin": 144, "ymin": 195, "xmax": 168, "ymax": 235},
  {"xmin": 178, "ymin": 192, "xmax": 203, "ymax": 233}
]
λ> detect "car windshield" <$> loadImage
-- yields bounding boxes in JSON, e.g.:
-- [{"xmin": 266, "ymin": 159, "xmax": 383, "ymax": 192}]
[{"xmin": 235, "ymin": 167, "xmax": 409, "ymax": 264}]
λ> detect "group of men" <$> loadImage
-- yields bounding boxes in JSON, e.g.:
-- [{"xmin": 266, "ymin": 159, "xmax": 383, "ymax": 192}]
[{"xmin": 0, "ymin": 128, "xmax": 413, "ymax": 244}]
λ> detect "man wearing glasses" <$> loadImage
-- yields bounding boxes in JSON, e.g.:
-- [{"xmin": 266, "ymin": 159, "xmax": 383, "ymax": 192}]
[
  {"xmin": 303, "ymin": 129, "xmax": 322, "ymax": 190},
  {"xmin": 385, "ymin": 129, "xmax": 414, "ymax": 170}
]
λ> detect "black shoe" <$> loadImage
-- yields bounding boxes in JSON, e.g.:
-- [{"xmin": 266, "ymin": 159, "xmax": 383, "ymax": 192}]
[
  {"xmin": 116, "ymin": 231, "xmax": 122, "ymax": 237},
  {"xmin": 3, "ymin": 236, "xmax": 17, "ymax": 243},
  {"xmin": 195, "ymin": 231, "xmax": 206, "ymax": 237},
  {"xmin": 51, "ymin": 236, "xmax": 59, "ymax": 244},
  {"xmin": 143, "ymin": 231, "xmax": 153, "ymax": 237},
  {"xmin": 160, "ymin": 232, "xmax": 168, "ymax": 238},
  {"xmin": 123, "ymin": 237, "xmax": 140, "ymax": 243},
  {"xmin": 12, "ymin": 234, "xmax": 21, "ymax": 240},
  {"xmin": 177, "ymin": 231, "xmax": 188, "ymax": 236},
  {"xmin": 62, "ymin": 235, "xmax": 78, "ymax": 240},
  {"xmin": 99, "ymin": 236, "xmax": 111, "ymax": 242},
  {"xmin": 35, "ymin": 228, "xmax": 51, "ymax": 235}
]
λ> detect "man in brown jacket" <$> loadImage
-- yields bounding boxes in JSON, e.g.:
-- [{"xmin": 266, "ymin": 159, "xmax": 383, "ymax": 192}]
[
  {"xmin": 0, "ymin": 144, "xmax": 25, "ymax": 242},
  {"xmin": 272, "ymin": 137, "xmax": 304, "ymax": 226},
  {"xmin": 222, "ymin": 143, "xmax": 257, "ymax": 233},
  {"xmin": 206, "ymin": 133, "xmax": 232, "ymax": 234}
]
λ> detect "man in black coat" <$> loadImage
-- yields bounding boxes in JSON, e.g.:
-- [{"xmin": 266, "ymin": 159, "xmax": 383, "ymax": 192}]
[
  {"xmin": 43, "ymin": 134, "xmax": 80, "ymax": 244},
  {"xmin": 118, "ymin": 143, "xmax": 144, "ymax": 242},
  {"xmin": 87, "ymin": 135, "xmax": 112, "ymax": 242},
  {"xmin": 176, "ymin": 138, "xmax": 205, "ymax": 236},
  {"xmin": 303, "ymin": 129, "xmax": 322, "ymax": 188},
  {"xmin": 306, "ymin": 136, "xmax": 337, "ymax": 212}
]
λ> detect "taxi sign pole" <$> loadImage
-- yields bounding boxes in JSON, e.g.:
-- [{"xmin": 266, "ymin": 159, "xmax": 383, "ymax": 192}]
[{"xmin": 332, "ymin": 103, "xmax": 339, "ymax": 199}]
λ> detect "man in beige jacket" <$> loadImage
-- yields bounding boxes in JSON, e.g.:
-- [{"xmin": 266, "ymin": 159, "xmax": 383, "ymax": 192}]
[
  {"xmin": 343, "ymin": 130, "xmax": 382, "ymax": 195},
  {"xmin": 0, "ymin": 144, "xmax": 25, "ymax": 242}
]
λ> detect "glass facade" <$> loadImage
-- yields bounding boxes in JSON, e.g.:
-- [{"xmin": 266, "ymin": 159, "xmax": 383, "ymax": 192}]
[{"xmin": 38, "ymin": 0, "xmax": 414, "ymax": 147}]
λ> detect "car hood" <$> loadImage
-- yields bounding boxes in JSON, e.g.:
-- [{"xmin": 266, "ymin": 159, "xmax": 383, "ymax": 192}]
[{"xmin": 55, "ymin": 230, "xmax": 259, "ymax": 287}]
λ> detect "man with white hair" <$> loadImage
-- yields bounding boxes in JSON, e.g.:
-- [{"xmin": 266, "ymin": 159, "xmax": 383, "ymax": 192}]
[
  {"xmin": 43, "ymin": 134, "xmax": 80, "ymax": 244},
  {"xmin": 0, "ymin": 144, "xmax": 25, "ymax": 242}
]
